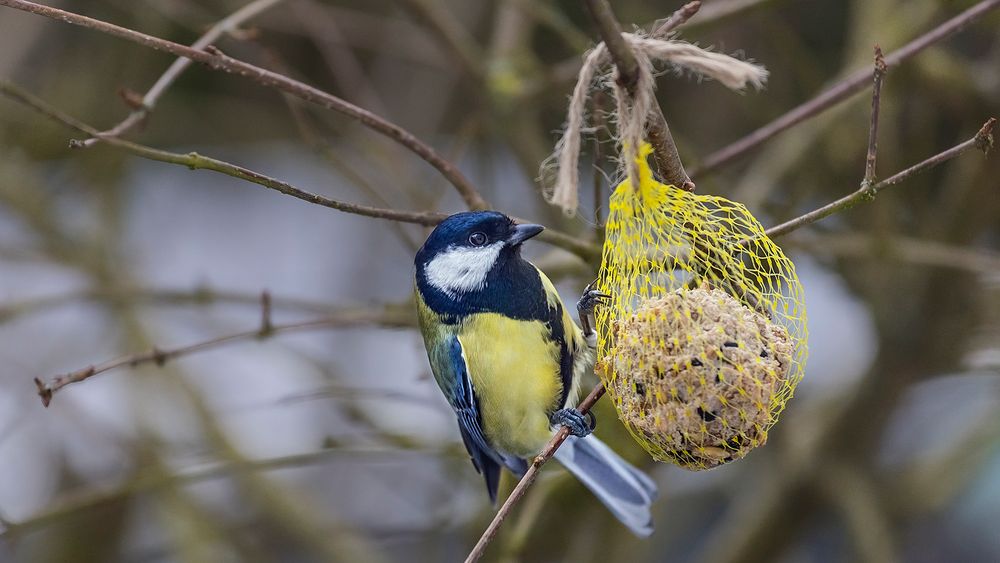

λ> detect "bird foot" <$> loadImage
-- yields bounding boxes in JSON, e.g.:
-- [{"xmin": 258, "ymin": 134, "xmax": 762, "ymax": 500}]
[
  {"xmin": 551, "ymin": 408, "xmax": 596, "ymax": 438},
  {"xmin": 577, "ymin": 281, "xmax": 610, "ymax": 344},
  {"xmin": 577, "ymin": 280, "xmax": 611, "ymax": 317}
]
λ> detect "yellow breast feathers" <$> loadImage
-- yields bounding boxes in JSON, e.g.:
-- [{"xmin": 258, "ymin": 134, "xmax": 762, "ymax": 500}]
[{"xmin": 458, "ymin": 314, "xmax": 563, "ymax": 458}]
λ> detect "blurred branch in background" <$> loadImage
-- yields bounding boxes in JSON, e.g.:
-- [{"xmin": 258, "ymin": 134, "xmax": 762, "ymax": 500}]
[
  {"xmin": 818, "ymin": 461, "xmax": 897, "ymax": 563},
  {"xmin": 787, "ymin": 232, "xmax": 1000, "ymax": 275},
  {"xmin": 0, "ymin": 444, "xmax": 451, "ymax": 542},
  {"xmin": 32, "ymin": 300, "xmax": 414, "ymax": 406},
  {"xmin": 398, "ymin": 0, "xmax": 486, "ymax": 82},
  {"xmin": 0, "ymin": 285, "xmax": 387, "ymax": 323}
]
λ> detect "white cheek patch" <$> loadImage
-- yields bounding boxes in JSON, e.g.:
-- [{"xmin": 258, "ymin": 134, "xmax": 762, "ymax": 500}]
[{"xmin": 425, "ymin": 242, "xmax": 504, "ymax": 297}]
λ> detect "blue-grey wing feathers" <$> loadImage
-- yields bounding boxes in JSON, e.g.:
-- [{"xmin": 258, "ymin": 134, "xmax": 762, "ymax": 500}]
[
  {"xmin": 553, "ymin": 434, "xmax": 658, "ymax": 537},
  {"xmin": 446, "ymin": 336, "xmax": 526, "ymax": 504}
]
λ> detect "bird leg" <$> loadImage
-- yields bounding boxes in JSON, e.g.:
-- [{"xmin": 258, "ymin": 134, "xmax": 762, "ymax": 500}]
[
  {"xmin": 559, "ymin": 281, "xmax": 609, "ymax": 437},
  {"xmin": 577, "ymin": 280, "xmax": 610, "ymax": 348}
]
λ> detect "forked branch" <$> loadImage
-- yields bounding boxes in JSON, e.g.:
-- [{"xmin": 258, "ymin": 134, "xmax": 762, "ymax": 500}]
[
  {"xmin": 694, "ymin": 0, "xmax": 1000, "ymax": 176},
  {"xmin": 766, "ymin": 117, "xmax": 995, "ymax": 238},
  {"xmin": 761, "ymin": 46, "xmax": 995, "ymax": 239}
]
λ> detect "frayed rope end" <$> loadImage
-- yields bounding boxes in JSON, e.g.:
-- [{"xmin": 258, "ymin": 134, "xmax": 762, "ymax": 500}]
[{"xmin": 542, "ymin": 32, "xmax": 768, "ymax": 216}]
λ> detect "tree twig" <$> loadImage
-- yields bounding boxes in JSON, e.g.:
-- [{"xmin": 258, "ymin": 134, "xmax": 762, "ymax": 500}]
[
  {"xmin": 1, "ymin": 444, "xmax": 451, "ymax": 540},
  {"xmin": 519, "ymin": 0, "xmax": 762, "ymax": 101},
  {"xmin": 693, "ymin": 0, "xmax": 1000, "ymax": 176},
  {"xmin": 863, "ymin": 46, "xmax": 887, "ymax": 189},
  {"xmin": 785, "ymin": 232, "xmax": 1000, "ymax": 274},
  {"xmin": 0, "ymin": 285, "xmax": 365, "ymax": 325},
  {"xmin": 765, "ymin": 118, "xmax": 995, "ymax": 238},
  {"xmin": 817, "ymin": 462, "xmax": 898, "ymax": 563},
  {"xmin": 686, "ymin": 0, "xmax": 768, "ymax": 26},
  {"xmin": 651, "ymin": 1, "xmax": 702, "ymax": 37},
  {"xmin": 592, "ymin": 90, "xmax": 608, "ymax": 241},
  {"xmin": 398, "ymin": 0, "xmax": 485, "ymax": 81},
  {"xmin": 32, "ymin": 305, "xmax": 416, "ymax": 407},
  {"xmin": 78, "ymin": 0, "xmax": 286, "ymax": 147},
  {"xmin": 0, "ymin": 0, "xmax": 489, "ymax": 211},
  {"xmin": 583, "ymin": 0, "xmax": 696, "ymax": 191},
  {"xmin": 464, "ymin": 383, "xmax": 607, "ymax": 563}
]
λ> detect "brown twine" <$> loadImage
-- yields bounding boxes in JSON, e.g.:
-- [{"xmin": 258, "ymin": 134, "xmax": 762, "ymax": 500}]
[{"xmin": 542, "ymin": 34, "xmax": 768, "ymax": 216}]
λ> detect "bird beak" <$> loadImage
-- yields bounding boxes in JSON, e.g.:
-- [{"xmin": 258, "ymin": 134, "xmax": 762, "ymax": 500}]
[{"xmin": 508, "ymin": 223, "xmax": 544, "ymax": 246}]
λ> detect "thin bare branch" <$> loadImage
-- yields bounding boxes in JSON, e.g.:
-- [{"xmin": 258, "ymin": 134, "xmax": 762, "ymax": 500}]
[
  {"xmin": 863, "ymin": 46, "xmax": 887, "ymax": 189},
  {"xmin": 651, "ymin": 1, "xmax": 702, "ymax": 36},
  {"xmin": 0, "ymin": 286, "xmax": 361, "ymax": 325},
  {"xmin": 79, "ymin": 0, "xmax": 285, "ymax": 147},
  {"xmin": 592, "ymin": 90, "xmax": 609, "ymax": 240},
  {"xmin": 399, "ymin": 0, "xmax": 486, "ymax": 81},
  {"xmin": 765, "ymin": 118, "xmax": 995, "ymax": 238},
  {"xmin": 1, "ymin": 445, "xmax": 451, "ymax": 540},
  {"xmin": 465, "ymin": 383, "xmax": 607, "ymax": 563},
  {"xmin": 817, "ymin": 462, "xmax": 898, "ymax": 563},
  {"xmin": 583, "ymin": 0, "xmax": 695, "ymax": 191},
  {"xmin": 519, "ymin": 1, "xmax": 728, "ymax": 103},
  {"xmin": 787, "ymin": 232, "xmax": 1000, "ymax": 274},
  {"xmin": 687, "ymin": 0, "xmax": 769, "ymax": 26},
  {"xmin": 0, "ymin": 0, "xmax": 489, "ymax": 211},
  {"xmin": 33, "ymin": 304, "xmax": 416, "ymax": 407},
  {"xmin": 694, "ymin": 0, "xmax": 1000, "ymax": 176},
  {"xmin": 0, "ymin": 80, "xmax": 600, "ymax": 260},
  {"xmin": 877, "ymin": 117, "xmax": 995, "ymax": 187}
]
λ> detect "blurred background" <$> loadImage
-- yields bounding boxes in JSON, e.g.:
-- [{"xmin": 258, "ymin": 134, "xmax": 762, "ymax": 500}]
[{"xmin": 0, "ymin": 0, "xmax": 998, "ymax": 562}]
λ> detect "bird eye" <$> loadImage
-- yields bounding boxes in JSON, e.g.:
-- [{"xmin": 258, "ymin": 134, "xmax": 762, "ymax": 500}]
[{"xmin": 468, "ymin": 232, "xmax": 487, "ymax": 246}]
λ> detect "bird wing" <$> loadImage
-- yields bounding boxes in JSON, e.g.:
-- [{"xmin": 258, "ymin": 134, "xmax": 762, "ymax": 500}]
[{"xmin": 444, "ymin": 335, "xmax": 527, "ymax": 503}]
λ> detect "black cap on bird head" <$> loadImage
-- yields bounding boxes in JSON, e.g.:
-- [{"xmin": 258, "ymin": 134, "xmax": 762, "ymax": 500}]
[{"xmin": 416, "ymin": 211, "xmax": 543, "ymax": 263}]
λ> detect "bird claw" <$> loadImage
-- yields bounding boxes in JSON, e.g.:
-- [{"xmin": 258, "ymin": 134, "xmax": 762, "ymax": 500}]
[
  {"xmin": 576, "ymin": 280, "xmax": 611, "ymax": 317},
  {"xmin": 551, "ymin": 408, "xmax": 596, "ymax": 438},
  {"xmin": 577, "ymin": 280, "xmax": 610, "ymax": 343}
]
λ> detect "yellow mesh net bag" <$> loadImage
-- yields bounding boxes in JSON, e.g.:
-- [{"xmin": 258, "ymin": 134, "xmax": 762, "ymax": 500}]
[{"xmin": 594, "ymin": 144, "xmax": 808, "ymax": 470}]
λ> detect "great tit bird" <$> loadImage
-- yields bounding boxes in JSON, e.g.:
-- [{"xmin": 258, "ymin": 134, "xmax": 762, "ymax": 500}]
[{"xmin": 414, "ymin": 210, "xmax": 657, "ymax": 536}]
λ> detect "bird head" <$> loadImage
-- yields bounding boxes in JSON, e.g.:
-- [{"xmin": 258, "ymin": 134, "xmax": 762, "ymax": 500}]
[{"xmin": 415, "ymin": 211, "xmax": 544, "ymax": 299}]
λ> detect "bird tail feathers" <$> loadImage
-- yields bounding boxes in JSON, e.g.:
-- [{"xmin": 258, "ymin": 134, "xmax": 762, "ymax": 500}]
[{"xmin": 553, "ymin": 434, "xmax": 658, "ymax": 537}]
